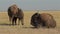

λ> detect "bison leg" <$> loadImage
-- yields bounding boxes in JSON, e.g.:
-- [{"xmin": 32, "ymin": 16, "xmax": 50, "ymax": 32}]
[
  {"xmin": 31, "ymin": 22, "xmax": 40, "ymax": 28},
  {"xmin": 9, "ymin": 17, "xmax": 11, "ymax": 21},
  {"xmin": 21, "ymin": 19, "xmax": 24, "ymax": 25},
  {"xmin": 14, "ymin": 17, "xmax": 17, "ymax": 25},
  {"xmin": 33, "ymin": 23, "xmax": 40, "ymax": 28},
  {"xmin": 12, "ymin": 17, "xmax": 15, "ymax": 25},
  {"xmin": 9, "ymin": 17, "xmax": 12, "ymax": 25},
  {"xmin": 12, "ymin": 17, "xmax": 17, "ymax": 25},
  {"xmin": 18, "ymin": 18, "xmax": 24, "ymax": 25}
]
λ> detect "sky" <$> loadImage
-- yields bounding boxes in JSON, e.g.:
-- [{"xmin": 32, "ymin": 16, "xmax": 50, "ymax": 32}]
[{"xmin": 0, "ymin": 0, "xmax": 60, "ymax": 11}]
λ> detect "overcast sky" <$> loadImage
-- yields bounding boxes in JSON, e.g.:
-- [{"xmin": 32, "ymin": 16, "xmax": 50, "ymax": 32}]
[{"xmin": 0, "ymin": 0, "xmax": 60, "ymax": 11}]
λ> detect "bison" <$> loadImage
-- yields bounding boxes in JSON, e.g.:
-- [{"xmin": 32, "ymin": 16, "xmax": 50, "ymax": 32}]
[
  {"xmin": 31, "ymin": 13, "xmax": 56, "ymax": 28},
  {"xmin": 8, "ymin": 4, "xmax": 24, "ymax": 25}
]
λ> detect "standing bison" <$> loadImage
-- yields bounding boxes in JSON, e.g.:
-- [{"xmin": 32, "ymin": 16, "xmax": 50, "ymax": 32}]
[
  {"xmin": 31, "ymin": 13, "xmax": 56, "ymax": 28},
  {"xmin": 7, "ymin": 4, "xmax": 24, "ymax": 25}
]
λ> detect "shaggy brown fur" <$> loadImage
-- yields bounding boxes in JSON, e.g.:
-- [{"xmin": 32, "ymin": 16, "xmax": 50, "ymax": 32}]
[
  {"xmin": 7, "ymin": 4, "xmax": 24, "ymax": 25},
  {"xmin": 31, "ymin": 13, "xmax": 56, "ymax": 28},
  {"xmin": 40, "ymin": 13, "xmax": 56, "ymax": 28}
]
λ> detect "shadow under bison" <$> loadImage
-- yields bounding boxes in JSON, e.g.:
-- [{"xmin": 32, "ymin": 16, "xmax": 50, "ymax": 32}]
[{"xmin": 31, "ymin": 13, "xmax": 56, "ymax": 28}]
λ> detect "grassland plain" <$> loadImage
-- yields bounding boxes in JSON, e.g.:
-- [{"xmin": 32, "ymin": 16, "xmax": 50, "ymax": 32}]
[{"xmin": 0, "ymin": 10, "xmax": 60, "ymax": 34}]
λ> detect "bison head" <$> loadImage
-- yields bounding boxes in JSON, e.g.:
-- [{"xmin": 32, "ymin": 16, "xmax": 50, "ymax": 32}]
[{"xmin": 31, "ymin": 13, "xmax": 41, "ymax": 28}]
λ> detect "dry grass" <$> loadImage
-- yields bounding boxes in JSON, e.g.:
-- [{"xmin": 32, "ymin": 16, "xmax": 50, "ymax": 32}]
[{"xmin": 0, "ymin": 10, "xmax": 60, "ymax": 34}]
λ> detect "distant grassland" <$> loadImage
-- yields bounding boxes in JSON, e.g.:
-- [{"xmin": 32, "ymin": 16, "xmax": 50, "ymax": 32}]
[{"xmin": 0, "ymin": 10, "xmax": 60, "ymax": 34}]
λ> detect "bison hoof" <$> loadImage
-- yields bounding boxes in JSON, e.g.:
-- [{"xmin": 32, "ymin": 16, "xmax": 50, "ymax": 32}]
[
  {"xmin": 22, "ymin": 23, "xmax": 24, "ymax": 25},
  {"xmin": 15, "ymin": 24, "xmax": 17, "ymax": 25},
  {"xmin": 22, "ymin": 24, "xmax": 24, "ymax": 25}
]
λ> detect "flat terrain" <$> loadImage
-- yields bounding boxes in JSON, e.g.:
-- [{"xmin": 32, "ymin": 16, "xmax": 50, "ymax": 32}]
[{"xmin": 0, "ymin": 10, "xmax": 60, "ymax": 34}]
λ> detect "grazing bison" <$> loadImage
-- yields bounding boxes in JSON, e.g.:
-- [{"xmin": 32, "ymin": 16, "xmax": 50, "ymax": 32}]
[
  {"xmin": 8, "ymin": 4, "xmax": 24, "ymax": 25},
  {"xmin": 31, "ymin": 13, "xmax": 56, "ymax": 28}
]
